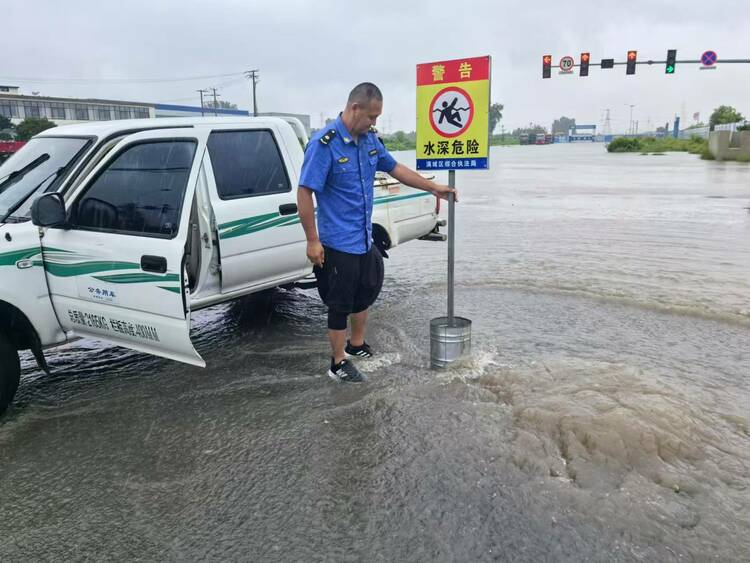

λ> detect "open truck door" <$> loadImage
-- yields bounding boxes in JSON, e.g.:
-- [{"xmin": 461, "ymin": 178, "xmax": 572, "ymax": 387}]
[{"xmin": 34, "ymin": 129, "xmax": 208, "ymax": 366}]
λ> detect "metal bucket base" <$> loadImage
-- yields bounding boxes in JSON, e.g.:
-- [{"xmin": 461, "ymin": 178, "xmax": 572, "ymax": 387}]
[{"xmin": 430, "ymin": 316, "xmax": 472, "ymax": 369}]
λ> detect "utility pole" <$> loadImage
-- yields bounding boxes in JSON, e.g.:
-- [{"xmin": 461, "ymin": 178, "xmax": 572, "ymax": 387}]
[
  {"xmin": 209, "ymin": 88, "xmax": 221, "ymax": 116},
  {"xmin": 245, "ymin": 69, "xmax": 259, "ymax": 116},
  {"xmin": 197, "ymin": 89, "xmax": 208, "ymax": 117}
]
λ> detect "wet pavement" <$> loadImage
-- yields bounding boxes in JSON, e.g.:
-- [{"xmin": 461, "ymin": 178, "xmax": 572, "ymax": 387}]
[{"xmin": 1, "ymin": 145, "xmax": 749, "ymax": 561}]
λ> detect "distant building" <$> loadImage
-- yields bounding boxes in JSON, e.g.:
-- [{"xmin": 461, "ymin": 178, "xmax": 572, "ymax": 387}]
[
  {"xmin": 568, "ymin": 124, "xmax": 597, "ymax": 142},
  {"xmin": 0, "ymin": 89, "xmax": 248, "ymax": 126},
  {"xmin": 0, "ymin": 86, "xmax": 153, "ymax": 126},
  {"xmin": 0, "ymin": 86, "xmax": 310, "ymax": 136},
  {"xmin": 153, "ymin": 103, "xmax": 249, "ymax": 118}
]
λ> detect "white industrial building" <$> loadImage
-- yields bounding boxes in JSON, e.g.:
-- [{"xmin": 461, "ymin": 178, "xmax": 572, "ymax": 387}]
[
  {"xmin": 0, "ymin": 85, "xmax": 311, "ymax": 135},
  {"xmin": 0, "ymin": 85, "xmax": 153, "ymax": 125}
]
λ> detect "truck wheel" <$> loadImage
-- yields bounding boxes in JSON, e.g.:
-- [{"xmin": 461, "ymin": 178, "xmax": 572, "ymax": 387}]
[{"xmin": 0, "ymin": 333, "xmax": 20, "ymax": 417}]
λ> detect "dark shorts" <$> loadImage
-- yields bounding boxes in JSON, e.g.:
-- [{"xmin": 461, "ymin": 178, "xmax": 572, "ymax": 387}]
[{"xmin": 313, "ymin": 245, "xmax": 385, "ymax": 315}]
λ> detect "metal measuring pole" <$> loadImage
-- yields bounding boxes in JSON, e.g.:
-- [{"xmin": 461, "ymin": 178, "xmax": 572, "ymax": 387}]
[
  {"xmin": 429, "ymin": 168, "xmax": 470, "ymax": 369},
  {"xmin": 447, "ymin": 169, "xmax": 455, "ymax": 326}
]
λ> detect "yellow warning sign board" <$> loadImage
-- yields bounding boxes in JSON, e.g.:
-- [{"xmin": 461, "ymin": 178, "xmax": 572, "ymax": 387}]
[{"xmin": 416, "ymin": 55, "xmax": 491, "ymax": 170}]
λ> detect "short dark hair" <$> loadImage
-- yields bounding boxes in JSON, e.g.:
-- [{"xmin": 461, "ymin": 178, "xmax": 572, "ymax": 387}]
[{"xmin": 347, "ymin": 82, "xmax": 383, "ymax": 106}]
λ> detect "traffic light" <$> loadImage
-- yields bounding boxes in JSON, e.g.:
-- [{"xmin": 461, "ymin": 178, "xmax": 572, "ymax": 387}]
[
  {"xmin": 542, "ymin": 55, "xmax": 552, "ymax": 79},
  {"xmin": 580, "ymin": 52, "xmax": 590, "ymax": 76},
  {"xmin": 626, "ymin": 50, "xmax": 637, "ymax": 75},
  {"xmin": 665, "ymin": 49, "xmax": 677, "ymax": 74}
]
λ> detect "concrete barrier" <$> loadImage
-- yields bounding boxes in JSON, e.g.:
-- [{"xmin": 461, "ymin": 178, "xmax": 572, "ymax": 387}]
[
  {"xmin": 708, "ymin": 130, "xmax": 750, "ymax": 160},
  {"xmin": 740, "ymin": 131, "xmax": 750, "ymax": 158}
]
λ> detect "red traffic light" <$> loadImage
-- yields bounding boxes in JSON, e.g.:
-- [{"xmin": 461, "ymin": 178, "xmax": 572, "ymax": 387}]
[
  {"xmin": 626, "ymin": 50, "xmax": 637, "ymax": 75},
  {"xmin": 580, "ymin": 52, "xmax": 590, "ymax": 77},
  {"xmin": 542, "ymin": 54, "xmax": 552, "ymax": 79}
]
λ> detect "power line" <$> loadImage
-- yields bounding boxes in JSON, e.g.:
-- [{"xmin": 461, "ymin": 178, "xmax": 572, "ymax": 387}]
[
  {"xmin": 150, "ymin": 76, "xmax": 248, "ymax": 108},
  {"xmin": 0, "ymin": 71, "xmax": 245, "ymax": 85},
  {"xmin": 155, "ymin": 94, "xmax": 209, "ymax": 104}
]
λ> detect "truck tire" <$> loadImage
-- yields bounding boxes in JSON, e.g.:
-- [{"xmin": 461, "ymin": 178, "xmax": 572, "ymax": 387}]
[{"xmin": 0, "ymin": 333, "xmax": 20, "ymax": 417}]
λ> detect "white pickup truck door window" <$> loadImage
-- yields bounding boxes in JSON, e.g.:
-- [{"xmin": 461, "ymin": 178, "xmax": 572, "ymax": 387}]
[
  {"xmin": 203, "ymin": 125, "xmax": 308, "ymax": 294},
  {"xmin": 39, "ymin": 129, "xmax": 208, "ymax": 367}
]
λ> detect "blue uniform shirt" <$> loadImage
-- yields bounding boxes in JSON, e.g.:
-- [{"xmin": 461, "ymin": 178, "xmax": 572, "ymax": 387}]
[{"xmin": 299, "ymin": 116, "xmax": 397, "ymax": 254}]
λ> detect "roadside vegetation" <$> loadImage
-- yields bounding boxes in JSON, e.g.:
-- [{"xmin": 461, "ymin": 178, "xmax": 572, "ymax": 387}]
[
  {"xmin": 0, "ymin": 116, "xmax": 57, "ymax": 142},
  {"xmin": 607, "ymin": 135, "xmax": 708, "ymax": 156}
]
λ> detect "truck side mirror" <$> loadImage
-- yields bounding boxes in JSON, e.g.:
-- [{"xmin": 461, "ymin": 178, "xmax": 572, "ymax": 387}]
[{"xmin": 31, "ymin": 192, "xmax": 67, "ymax": 228}]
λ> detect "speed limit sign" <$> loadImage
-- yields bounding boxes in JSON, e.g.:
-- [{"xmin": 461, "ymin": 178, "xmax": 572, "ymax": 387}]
[{"xmin": 559, "ymin": 56, "xmax": 575, "ymax": 73}]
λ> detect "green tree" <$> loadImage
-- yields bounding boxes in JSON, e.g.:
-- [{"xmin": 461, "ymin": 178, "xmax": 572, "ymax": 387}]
[
  {"xmin": 709, "ymin": 105, "xmax": 744, "ymax": 128},
  {"xmin": 204, "ymin": 100, "xmax": 239, "ymax": 110},
  {"xmin": 15, "ymin": 117, "xmax": 56, "ymax": 141},
  {"xmin": 551, "ymin": 116, "xmax": 576, "ymax": 135},
  {"xmin": 0, "ymin": 115, "xmax": 12, "ymax": 131},
  {"xmin": 488, "ymin": 103, "xmax": 504, "ymax": 134},
  {"xmin": 382, "ymin": 130, "xmax": 416, "ymax": 151},
  {"xmin": 512, "ymin": 124, "xmax": 546, "ymax": 137}
]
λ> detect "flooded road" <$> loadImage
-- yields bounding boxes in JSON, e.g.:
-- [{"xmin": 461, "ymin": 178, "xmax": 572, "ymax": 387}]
[{"xmin": 2, "ymin": 144, "xmax": 749, "ymax": 561}]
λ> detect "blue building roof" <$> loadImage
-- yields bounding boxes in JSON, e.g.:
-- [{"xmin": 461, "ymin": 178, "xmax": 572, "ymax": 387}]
[{"xmin": 154, "ymin": 103, "xmax": 250, "ymax": 116}]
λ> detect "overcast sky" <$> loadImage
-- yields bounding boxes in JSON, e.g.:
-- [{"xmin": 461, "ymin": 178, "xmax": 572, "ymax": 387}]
[{"xmin": 4, "ymin": 0, "xmax": 749, "ymax": 134}]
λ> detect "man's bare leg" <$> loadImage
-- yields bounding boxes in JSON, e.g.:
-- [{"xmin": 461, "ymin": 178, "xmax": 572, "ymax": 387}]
[
  {"xmin": 349, "ymin": 309, "xmax": 368, "ymax": 347},
  {"xmin": 329, "ymin": 329, "xmax": 347, "ymax": 364}
]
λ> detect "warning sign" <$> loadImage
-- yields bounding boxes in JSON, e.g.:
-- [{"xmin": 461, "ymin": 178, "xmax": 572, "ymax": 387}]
[
  {"xmin": 417, "ymin": 56, "xmax": 491, "ymax": 170},
  {"xmin": 429, "ymin": 87, "xmax": 474, "ymax": 137}
]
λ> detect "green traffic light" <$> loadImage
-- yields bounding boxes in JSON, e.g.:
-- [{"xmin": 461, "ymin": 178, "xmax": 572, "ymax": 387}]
[{"xmin": 665, "ymin": 49, "xmax": 677, "ymax": 74}]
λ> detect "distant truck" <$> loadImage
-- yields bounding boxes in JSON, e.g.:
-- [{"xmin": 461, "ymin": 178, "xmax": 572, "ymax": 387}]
[{"xmin": 0, "ymin": 141, "xmax": 26, "ymax": 164}]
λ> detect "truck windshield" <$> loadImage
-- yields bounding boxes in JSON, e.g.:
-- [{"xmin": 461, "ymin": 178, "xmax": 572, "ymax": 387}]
[{"xmin": 0, "ymin": 136, "xmax": 91, "ymax": 222}]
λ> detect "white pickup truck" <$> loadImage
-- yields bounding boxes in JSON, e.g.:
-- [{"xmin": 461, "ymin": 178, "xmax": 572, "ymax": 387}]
[{"xmin": 0, "ymin": 116, "xmax": 444, "ymax": 415}]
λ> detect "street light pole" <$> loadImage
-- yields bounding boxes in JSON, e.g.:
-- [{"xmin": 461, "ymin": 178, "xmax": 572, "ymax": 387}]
[{"xmin": 626, "ymin": 104, "xmax": 636, "ymax": 134}]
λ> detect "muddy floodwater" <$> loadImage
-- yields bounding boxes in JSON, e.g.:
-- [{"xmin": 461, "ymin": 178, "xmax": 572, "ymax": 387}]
[{"xmin": 2, "ymin": 144, "xmax": 749, "ymax": 561}]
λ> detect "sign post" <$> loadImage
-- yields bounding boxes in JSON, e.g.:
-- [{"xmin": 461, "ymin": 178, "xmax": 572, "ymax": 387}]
[{"xmin": 417, "ymin": 55, "xmax": 490, "ymax": 368}]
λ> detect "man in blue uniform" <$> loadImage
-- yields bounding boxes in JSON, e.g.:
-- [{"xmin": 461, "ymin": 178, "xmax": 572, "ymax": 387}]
[{"xmin": 298, "ymin": 82, "xmax": 456, "ymax": 383}]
